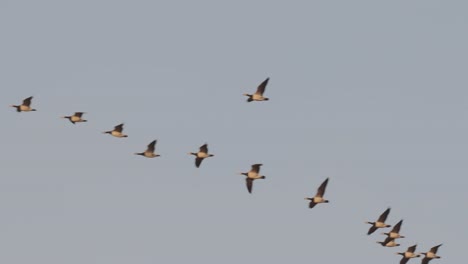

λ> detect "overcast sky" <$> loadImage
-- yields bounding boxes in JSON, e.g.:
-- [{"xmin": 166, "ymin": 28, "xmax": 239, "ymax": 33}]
[{"xmin": 1, "ymin": 0, "xmax": 467, "ymax": 263}]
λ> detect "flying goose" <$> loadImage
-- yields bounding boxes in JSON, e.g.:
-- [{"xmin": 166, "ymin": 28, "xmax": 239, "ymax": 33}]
[
  {"xmin": 240, "ymin": 164, "xmax": 266, "ymax": 193},
  {"xmin": 10, "ymin": 96, "xmax": 36, "ymax": 112},
  {"xmin": 103, "ymin": 123, "xmax": 128, "ymax": 138},
  {"xmin": 377, "ymin": 236, "xmax": 400, "ymax": 247},
  {"xmin": 304, "ymin": 178, "xmax": 329, "ymax": 208},
  {"xmin": 366, "ymin": 207, "xmax": 391, "ymax": 235},
  {"xmin": 62, "ymin": 112, "xmax": 87, "ymax": 124},
  {"xmin": 243, "ymin": 78, "xmax": 270, "ymax": 102},
  {"xmin": 396, "ymin": 244, "xmax": 420, "ymax": 264},
  {"xmin": 135, "ymin": 140, "xmax": 160, "ymax": 158},
  {"xmin": 383, "ymin": 219, "xmax": 405, "ymax": 239},
  {"xmin": 420, "ymin": 244, "xmax": 442, "ymax": 264},
  {"xmin": 188, "ymin": 143, "xmax": 214, "ymax": 168}
]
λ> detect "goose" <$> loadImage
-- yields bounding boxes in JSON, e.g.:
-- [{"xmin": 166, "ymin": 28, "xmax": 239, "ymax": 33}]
[
  {"xmin": 103, "ymin": 123, "xmax": 128, "ymax": 138},
  {"xmin": 366, "ymin": 207, "xmax": 391, "ymax": 235},
  {"xmin": 377, "ymin": 236, "xmax": 400, "ymax": 247},
  {"xmin": 304, "ymin": 178, "xmax": 329, "ymax": 208},
  {"xmin": 10, "ymin": 96, "xmax": 36, "ymax": 112},
  {"xmin": 239, "ymin": 164, "xmax": 266, "ymax": 193},
  {"xmin": 188, "ymin": 143, "xmax": 214, "ymax": 168},
  {"xmin": 396, "ymin": 244, "xmax": 420, "ymax": 264},
  {"xmin": 135, "ymin": 140, "xmax": 160, "ymax": 158},
  {"xmin": 243, "ymin": 78, "xmax": 269, "ymax": 102},
  {"xmin": 62, "ymin": 112, "xmax": 87, "ymax": 124},
  {"xmin": 420, "ymin": 244, "xmax": 442, "ymax": 264},
  {"xmin": 383, "ymin": 219, "xmax": 405, "ymax": 239}
]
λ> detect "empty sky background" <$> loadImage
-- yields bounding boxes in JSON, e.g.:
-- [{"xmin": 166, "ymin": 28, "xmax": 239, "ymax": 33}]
[{"xmin": 1, "ymin": 0, "xmax": 467, "ymax": 263}]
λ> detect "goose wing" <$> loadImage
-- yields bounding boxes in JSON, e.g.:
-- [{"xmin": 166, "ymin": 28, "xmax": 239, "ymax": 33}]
[
  {"xmin": 246, "ymin": 178, "xmax": 254, "ymax": 193},
  {"xmin": 74, "ymin": 112, "xmax": 84, "ymax": 117},
  {"xmin": 430, "ymin": 244, "xmax": 442, "ymax": 254},
  {"xmin": 195, "ymin": 157, "xmax": 203, "ymax": 168},
  {"xmin": 421, "ymin": 257, "xmax": 431, "ymax": 264},
  {"xmin": 147, "ymin": 140, "xmax": 157, "ymax": 153},
  {"xmin": 316, "ymin": 178, "xmax": 329, "ymax": 197},
  {"xmin": 367, "ymin": 225, "xmax": 377, "ymax": 235},
  {"xmin": 309, "ymin": 200, "xmax": 317, "ymax": 209},
  {"xmin": 400, "ymin": 257, "xmax": 410, "ymax": 264},
  {"xmin": 377, "ymin": 207, "xmax": 391, "ymax": 222},
  {"xmin": 391, "ymin": 219, "xmax": 403, "ymax": 233},
  {"xmin": 255, "ymin": 78, "xmax": 269, "ymax": 95},
  {"xmin": 407, "ymin": 244, "xmax": 417, "ymax": 253},
  {"xmin": 251, "ymin": 164, "xmax": 262, "ymax": 173},
  {"xmin": 23, "ymin": 96, "xmax": 33, "ymax": 106},
  {"xmin": 114, "ymin": 123, "xmax": 124, "ymax": 132},
  {"xmin": 199, "ymin": 144, "xmax": 208, "ymax": 154}
]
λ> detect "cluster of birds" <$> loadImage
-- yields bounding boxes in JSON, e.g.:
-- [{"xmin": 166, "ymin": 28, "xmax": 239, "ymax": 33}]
[
  {"xmin": 366, "ymin": 208, "xmax": 443, "ymax": 264},
  {"xmin": 10, "ymin": 77, "xmax": 443, "ymax": 263}
]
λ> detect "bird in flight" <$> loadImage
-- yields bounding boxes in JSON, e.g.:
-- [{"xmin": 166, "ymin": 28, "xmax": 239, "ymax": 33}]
[
  {"xmin": 188, "ymin": 143, "xmax": 214, "ymax": 168},
  {"xmin": 10, "ymin": 96, "xmax": 36, "ymax": 112},
  {"xmin": 240, "ymin": 164, "xmax": 266, "ymax": 193},
  {"xmin": 304, "ymin": 178, "xmax": 330, "ymax": 208},
  {"xmin": 243, "ymin": 78, "xmax": 270, "ymax": 102}
]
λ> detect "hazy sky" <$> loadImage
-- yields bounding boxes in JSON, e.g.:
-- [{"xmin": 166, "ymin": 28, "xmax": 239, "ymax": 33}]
[{"xmin": 1, "ymin": 0, "xmax": 467, "ymax": 263}]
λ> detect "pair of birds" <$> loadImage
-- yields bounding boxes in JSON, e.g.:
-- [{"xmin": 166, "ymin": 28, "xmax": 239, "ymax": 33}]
[
  {"xmin": 10, "ymin": 77, "xmax": 271, "ymax": 113},
  {"xmin": 366, "ymin": 208, "xmax": 442, "ymax": 264},
  {"xmin": 396, "ymin": 244, "xmax": 443, "ymax": 264}
]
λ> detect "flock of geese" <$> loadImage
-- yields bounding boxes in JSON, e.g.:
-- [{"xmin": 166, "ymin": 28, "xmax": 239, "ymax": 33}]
[{"xmin": 10, "ymin": 80, "xmax": 443, "ymax": 263}]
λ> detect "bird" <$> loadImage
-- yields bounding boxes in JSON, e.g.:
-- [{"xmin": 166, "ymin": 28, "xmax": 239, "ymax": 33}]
[
  {"xmin": 62, "ymin": 112, "xmax": 87, "ymax": 124},
  {"xmin": 103, "ymin": 123, "xmax": 128, "ymax": 138},
  {"xmin": 383, "ymin": 219, "xmax": 405, "ymax": 239},
  {"xmin": 188, "ymin": 143, "xmax": 214, "ymax": 168},
  {"xmin": 239, "ymin": 164, "xmax": 266, "ymax": 193},
  {"xmin": 420, "ymin": 244, "xmax": 442, "ymax": 264},
  {"xmin": 10, "ymin": 96, "xmax": 36, "ymax": 112},
  {"xmin": 243, "ymin": 78, "xmax": 270, "ymax": 102},
  {"xmin": 135, "ymin": 140, "xmax": 160, "ymax": 158},
  {"xmin": 377, "ymin": 236, "xmax": 400, "ymax": 247},
  {"xmin": 396, "ymin": 244, "xmax": 421, "ymax": 264},
  {"xmin": 366, "ymin": 207, "xmax": 392, "ymax": 235},
  {"xmin": 304, "ymin": 178, "xmax": 330, "ymax": 208}
]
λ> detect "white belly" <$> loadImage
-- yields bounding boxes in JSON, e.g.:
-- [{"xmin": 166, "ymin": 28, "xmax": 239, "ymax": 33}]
[{"xmin": 19, "ymin": 105, "xmax": 32, "ymax": 111}]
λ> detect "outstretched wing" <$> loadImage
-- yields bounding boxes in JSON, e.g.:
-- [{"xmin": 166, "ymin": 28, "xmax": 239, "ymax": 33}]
[
  {"xmin": 378, "ymin": 208, "xmax": 391, "ymax": 222},
  {"xmin": 400, "ymin": 257, "xmax": 409, "ymax": 264},
  {"xmin": 421, "ymin": 257, "xmax": 430, "ymax": 264},
  {"xmin": 23, "ymin": 96, "xmax": 33, "ymax": 106},
  {"xmin": 74, "ymin": 112, "xmax": 84, "ymax": 117},
  {"xmin": 251, "ymin": 164, "xmax": 262, "ymax": 173},
  {"xmin": 147, "ymin": 140, "xmax": 157, "ymax": 153},
  {"xmin": 391, "ymin": 219, "xmax": 403, "ymax": 233},
  {"xmin": 407, "ymin": 244, "xmax": 417, "ymax": 253},
  {"xmin": 430, "ymin": 244, "xmax": 442, "ymax": 253},
  {"xmin": 114, "ymin": 123, "xmax": 124, "ymax": 132},
  {"xmin": 367, "ymin": 225, "xmax": 377, "ymax": 235},
  {"xmin": 195, "ymin": 157, "xmax": 203, "ymax": 168},
  {"xmin": 255, "ymin": 78, "xmax": 269, "ymax": 95},
  {"xmin": 316, "ymin": 178, "xmax": 329, "ymax": 197},
  {"xmin": 199, "ymin": 144, "xmax": 208, "ymax": 154},
  {"xmin": 309, "ymin": 200, "xmax": 317, "ymax": 209},
  {"xmin": 246, "ymin": 178, "xmax": 253, "ymax": 193}
]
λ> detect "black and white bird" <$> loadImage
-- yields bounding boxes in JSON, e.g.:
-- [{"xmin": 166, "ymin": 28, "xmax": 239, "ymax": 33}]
[
  {"xmin": 377, "ymin": 236, "xmax": 400, "ymax": 247},
  {"xmin": 383, "ymin": 219, "xmax": 405, "ymax": 239},
  {"xmin": 103, "ymin": 123, "xmax": 128, "ymax": 138},
  {"xmin": 304, "ymin": 178, "xmax": 329, "ymax": 208},
  {"xmin": 396, "ymin": 244, "xmax": 420, "ymax": 264},
  {"xmin": 239, "ymin": 164, "xmax": 266, "ymax": 193},
  {"xmin": 420, "ymin": 244, "xmax": 442, "ymax": 264},
  {"xmin": 10, "ymin": 96, "xmax": 36, "ymax": 112},
  {"xmin": 243, "ymin": 78, "xmax": 270, "ymax": 102},
  {"xmin": 135, "ymin": 140, "xmax": 160, "ymax": 158},
  {"xmin": 62, "ymin": 112, "xmax": 87, "ymax": 124},
  {"xmin": 366, "ymin": 207, "xmax": 392, "ymax": 235},
  {"xmin": 188, "ymin": 143, "xmax": 214, "ymax": 168}
]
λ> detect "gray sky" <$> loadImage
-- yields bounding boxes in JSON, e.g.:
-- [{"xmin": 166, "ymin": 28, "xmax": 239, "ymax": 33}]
[{"xmin": 1, "ymin": 0, "xmax": 466, "ymax": 263}]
